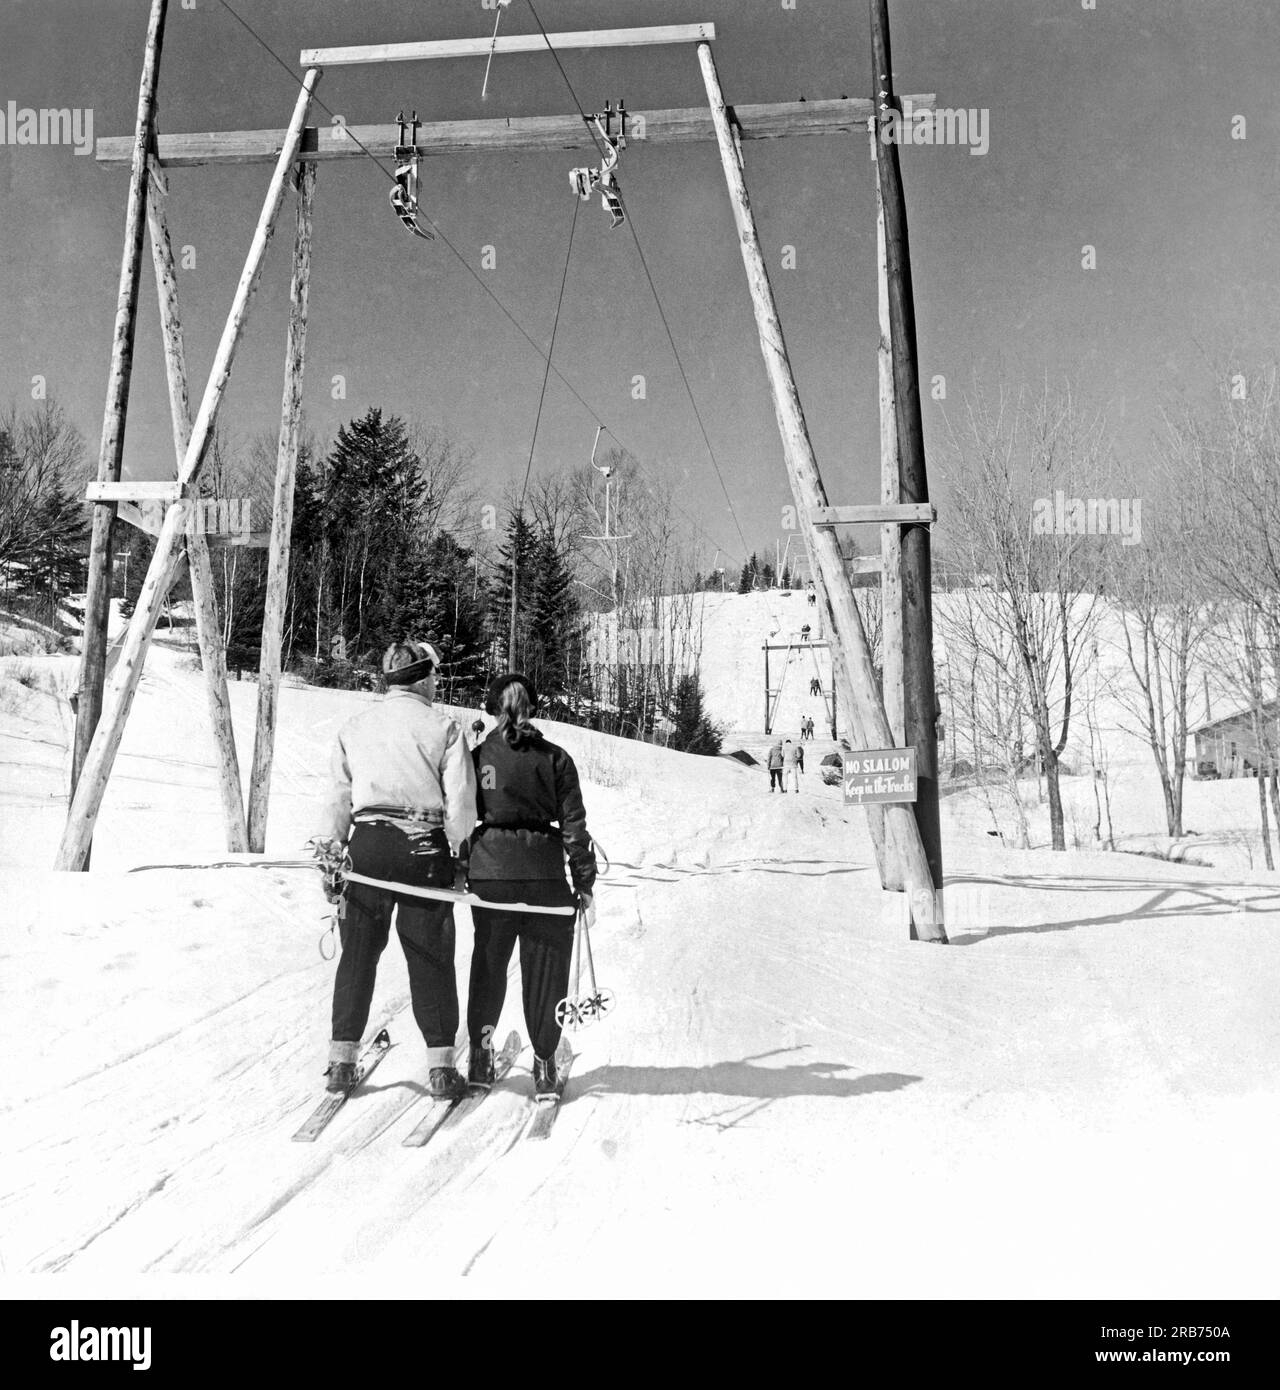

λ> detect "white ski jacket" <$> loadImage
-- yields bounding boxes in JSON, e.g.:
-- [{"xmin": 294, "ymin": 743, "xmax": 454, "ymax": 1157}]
[{"xmin": 319, "ymin": 689, "xmax": 477, "ymax": 851}]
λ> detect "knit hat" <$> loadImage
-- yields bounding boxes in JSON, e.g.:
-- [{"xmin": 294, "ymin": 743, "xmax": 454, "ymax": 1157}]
[{"xmin": 484, "ymin": 671, "xmax": 538, "ymax": 716}]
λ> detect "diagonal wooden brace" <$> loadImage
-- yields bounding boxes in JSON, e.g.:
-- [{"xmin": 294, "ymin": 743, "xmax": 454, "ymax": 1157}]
[{"xmin": 55, "ymin": 70, "xmax": 321, "ymax": 871}]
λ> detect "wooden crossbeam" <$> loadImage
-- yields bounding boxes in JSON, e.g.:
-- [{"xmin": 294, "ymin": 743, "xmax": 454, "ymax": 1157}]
[
  {"xmin": 300, "ymin": 23, "xmax": 716, "ymax": 67},
  {"xmin": 96, "ymin": 96, "xmax": 936, "ymax": 167},
  {"xmin": 811, "ymin": 504, "xmax": 935, "ymax": 526},
  {"xmin": 87, "ymin": 480, "xmax": 181, "ymax": 502}
]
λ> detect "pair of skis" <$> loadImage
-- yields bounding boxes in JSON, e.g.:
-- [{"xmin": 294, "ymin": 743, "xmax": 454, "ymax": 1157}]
[{"xmin": 290, "ymin": 1029, "xmax": 574, "ymax": 1145}]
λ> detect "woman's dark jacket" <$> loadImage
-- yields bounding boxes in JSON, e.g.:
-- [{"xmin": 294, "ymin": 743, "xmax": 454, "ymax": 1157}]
[{"xmin": 467, "ymin": 727, "xmax": 596, "ymax": 894}]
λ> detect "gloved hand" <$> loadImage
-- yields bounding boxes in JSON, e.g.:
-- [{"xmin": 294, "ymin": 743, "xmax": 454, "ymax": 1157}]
[
  {"xmin": 310, "ymin": 836, "xmax": 346, "ymax": 904},
  {"xmin": 578, "ymin": 893, "xmax": 597, "ymax": 929}
]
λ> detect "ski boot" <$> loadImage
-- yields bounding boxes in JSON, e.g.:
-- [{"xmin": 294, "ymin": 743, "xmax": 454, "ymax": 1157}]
[
  {"xmin": 326, "ymin": 1040, "xmax": 360, "ymax": 1093},
  {"xmin": 427, "ymin": 1066, "xmax": 468, "ymax": 1101},
  {"xmin": 533, "ymin": 1052, "xmax": 559, "ymax": 1101},
  {"xmin": 468, "ymin": 1044, "xmax": 496, "ymax": 1087}
]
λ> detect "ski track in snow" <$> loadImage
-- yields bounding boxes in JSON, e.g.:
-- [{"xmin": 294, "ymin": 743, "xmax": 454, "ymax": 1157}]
[{"xmin": 3, "ymin": 633, "xmax": 1280, "ymax": 1295}]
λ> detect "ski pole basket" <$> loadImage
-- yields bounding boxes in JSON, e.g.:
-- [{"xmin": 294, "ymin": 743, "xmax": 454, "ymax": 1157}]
[{"xmin": 555, "ymin": 903, "xmax": 615, "ymax": 1030}]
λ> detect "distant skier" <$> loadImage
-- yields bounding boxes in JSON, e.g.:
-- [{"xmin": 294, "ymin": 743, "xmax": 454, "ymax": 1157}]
[
  {"xmin": 783, "ymin": 738, "xmax": 804, "ymax": 793},
  {"xmin": 807, "ymin": 587, "xmax": 816, "ymax": 607},
  {"xmin": 317, "ymin": 639, "xmax": 476, "ymax": 1098},
  {"xmin": 465, "ymin": 673, "xmax": 597, "ymax": 1100},
  {"xmin": 800, "ymin": 623, "xmax": 812, "ymax": 642},
  {"xmin": 766, "ymin": 738, "xmax": 785, "ymax": 792}
]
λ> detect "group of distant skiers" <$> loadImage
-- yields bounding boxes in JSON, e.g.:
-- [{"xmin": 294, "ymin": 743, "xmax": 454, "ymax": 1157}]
[
  {"xmin": 766, "ymin": 737, "xmax": 805, "ymax": 793},
  {"xmin": 315, "ymin": 641, "xmax": 596, "ymax": 1103}
]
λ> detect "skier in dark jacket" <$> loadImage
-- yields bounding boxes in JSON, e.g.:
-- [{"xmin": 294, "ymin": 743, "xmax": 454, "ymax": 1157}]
[{"xmin": 464, "ymin": 673, "xmax": 596, "ymax": 1099}]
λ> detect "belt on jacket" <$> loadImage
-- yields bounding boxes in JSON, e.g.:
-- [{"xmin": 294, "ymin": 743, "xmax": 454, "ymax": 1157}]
[
  {"xmin": 474, "ymin": 819, "xmax": 560, "ymax": 837},
  {"xmin": 355, "ymin": 805, "xmax": 444, "ymax": 826}
]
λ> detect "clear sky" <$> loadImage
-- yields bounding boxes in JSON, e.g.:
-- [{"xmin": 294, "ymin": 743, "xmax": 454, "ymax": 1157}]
[{"xmin": 2, "ymin": 0, "xmax": 1278, "ymax": 573}]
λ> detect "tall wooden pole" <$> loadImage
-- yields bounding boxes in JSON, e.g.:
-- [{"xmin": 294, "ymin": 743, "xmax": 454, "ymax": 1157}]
[
  {"xmin": 146, "ymin": 154, "xmax": 249, "ymax": 852},
  {"xmin": 873, "ymin": 122, "xmax": 905, "ymax": 746},
  {"xmin": 764, "ymin": 643, "xmax": 770, "ymax": 733},
  {"xmin": 871, "ymin": 0, "xmax": 944, "ymax": 902},
  {"xmin": 248, "ymin": 161, "xmax": 317, "ymax": 852},
  {"xmin": 71, "ymin": 0, "xmax": 169, "ymax": 862},
  {"xmin": 698, "ymin": 42, "xmax": 942, "ymax": 939},
  {"xmin": 56, "ymin": 70, "xmax": 322, "ymax": 872}
]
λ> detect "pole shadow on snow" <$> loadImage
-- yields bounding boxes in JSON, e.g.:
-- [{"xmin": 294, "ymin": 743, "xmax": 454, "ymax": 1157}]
[
  {"xmin": 940, "ymin": 871, "xmax": 1278, "ymax": 947},
  {"xmin": 575, "ymin": 1046, "xmax": 921, "ymax": 1103},
  {"xmin": 604, "ymin": 859, "xmax": 874, "ymax": 887}
]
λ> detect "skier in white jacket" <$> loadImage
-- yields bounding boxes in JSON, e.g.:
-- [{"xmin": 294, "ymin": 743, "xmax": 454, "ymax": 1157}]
[{"xmin": 316, "ymin": 639, "xmax": 476, "ymax": 1097}]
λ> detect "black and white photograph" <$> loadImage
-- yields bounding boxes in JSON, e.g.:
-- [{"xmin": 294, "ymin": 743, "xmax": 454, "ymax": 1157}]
[{"xmin": 0, "ymin": 0, "xmax": 1276, "ymax": 1333}]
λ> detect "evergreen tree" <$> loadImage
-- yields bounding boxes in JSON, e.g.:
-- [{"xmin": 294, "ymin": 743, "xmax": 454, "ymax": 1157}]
[
  {"xmin": 527, "ymin": 527, "xmax": 581, "ymax": 710},
  {"xmin": 390, "ymin": 531, "xmax": 489, "ymax": 704},
  {"xmin": 760, "ymin": 561, "xmax": 776, "ymax": 588},
  {"xmin": 738, "ymin": 553, "xmax": 759, "ymax": 594},
  {"xmin": 20, "ymin": 483, "xmax": 89, "ymax": 621},
  {"xmin": 322, "ymin": 408, "xmax": 427, "ymax": 661},
  {"xmin": 669, "ymin": 672, "xmax": 723, "ymax": 755},
  {"xmin": 488, "ymin": 510, "xmax": 538, "ymax": 672}
]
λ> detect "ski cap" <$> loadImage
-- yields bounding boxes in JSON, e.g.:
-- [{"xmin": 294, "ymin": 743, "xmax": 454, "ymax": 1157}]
[
  {"xmin": 383, "ymin": 638, "xmax": 441, "ymax": 686},
  {"xmin": 485, "ymin": 671, "xmax": 538, "ymax": 716}
]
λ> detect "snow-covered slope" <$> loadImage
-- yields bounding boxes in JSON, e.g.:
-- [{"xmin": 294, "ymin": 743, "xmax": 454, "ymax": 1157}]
[{"xmin": 2, "ymin": 641, "xmax": 1278, "ymax": 1296}]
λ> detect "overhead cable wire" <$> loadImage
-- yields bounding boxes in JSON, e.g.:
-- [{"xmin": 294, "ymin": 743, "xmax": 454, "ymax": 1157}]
[
  {"xmin": 522, "ymin": 0, "xmax": 752, "ymax": 556},
  {"xmin": 209, "ymin": 0, "xmax": 744, "ymax": 565}
]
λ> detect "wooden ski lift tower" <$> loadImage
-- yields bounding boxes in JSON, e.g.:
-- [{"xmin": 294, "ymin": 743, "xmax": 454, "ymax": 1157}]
[{"xmin": 63, "ymin": 3, "xmax": 945, "ymax": 942}]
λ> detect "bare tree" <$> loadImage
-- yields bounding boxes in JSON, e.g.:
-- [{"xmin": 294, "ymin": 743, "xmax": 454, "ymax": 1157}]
[
  {"xmin": 937, "ymin": 583, "xmax": 1035, "ymax": 847},
  {"xmin": 1191, "ymin": 365, "xmax": 1280, "ymax": 868},
  {"xmin": 943, "ymin": 381, "xmax": 1112, "ymax": 851},
  {"xmin": 1112, "ymin": 420, "xmax": 1217, "ymax": 838}
]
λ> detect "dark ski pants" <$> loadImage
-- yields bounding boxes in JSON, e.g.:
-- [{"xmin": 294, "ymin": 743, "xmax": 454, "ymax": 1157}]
[
  {"xmin": 332, "ymin": 822, "xmax": 458, "ymax": 1055},
  {"xmin": 769, "ymin": 768, "xmax": 783, "ymax": 791},
  {"xmin": 467, "ymin": 880, "xmax": 575, "ymax": 1061}
]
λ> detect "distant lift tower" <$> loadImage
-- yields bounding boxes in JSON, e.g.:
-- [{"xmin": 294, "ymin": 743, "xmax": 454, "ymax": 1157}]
[
  {"xmin": 763, "ymin": 636, "xmax": 836, "ymax": 739},
  {"xmin": 582, "ymin": 426, "xmax": 632, "ymax": 610}
]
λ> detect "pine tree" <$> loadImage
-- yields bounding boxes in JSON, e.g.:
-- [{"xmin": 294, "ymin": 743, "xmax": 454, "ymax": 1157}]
[
  {"xmin": 20, "ymin": 482, "xmax": 89, "ymax": 622},
  {"xmin": 489, "ymin": 510, "xmax": 538, "ymax": 672},
  {"xmin": 738, "ymin": 553, "xmax": 758, "ymax": 594},
  {"xmin": 669, "ymin": 671, "xmax": 723, "ymax": 755},
  {"xmin": 390, "ymin": 531, "xmax": 489, "ymax": 704},
  {"xmin": 527, "ymin": 527, "xmax": 581, "ymax": 710},
  {"xmin": 322, "ymin": 408, "xmax": 427, "ymax": 662}
]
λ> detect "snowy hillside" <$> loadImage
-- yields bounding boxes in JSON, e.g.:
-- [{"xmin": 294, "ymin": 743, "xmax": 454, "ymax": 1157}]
[
  {"xmin": 614, "ymin": 589, "xmax": 1271, "ymax": 868},
  {"xmin": 2, "ymin": 638, "xmax": 1279, "ymax": 1296}
]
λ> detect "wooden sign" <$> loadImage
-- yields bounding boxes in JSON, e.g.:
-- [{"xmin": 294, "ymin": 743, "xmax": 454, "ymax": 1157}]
[{"xmin": 843, "ymin": 747, "xmax": 917, "ymax": 805}]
